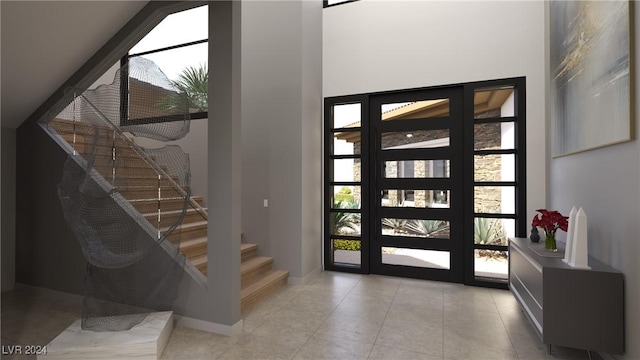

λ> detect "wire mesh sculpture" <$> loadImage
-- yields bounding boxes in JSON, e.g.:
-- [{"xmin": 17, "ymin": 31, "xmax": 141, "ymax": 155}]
[{"xmin": 44, "ymin": 56, "xmax": 198, "ymax": 331}]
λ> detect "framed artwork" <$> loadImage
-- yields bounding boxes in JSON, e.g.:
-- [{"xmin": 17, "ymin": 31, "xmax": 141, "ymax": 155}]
[{"xmin": 550, "ymin": 1, "xmax": 633, "ymax": 157}]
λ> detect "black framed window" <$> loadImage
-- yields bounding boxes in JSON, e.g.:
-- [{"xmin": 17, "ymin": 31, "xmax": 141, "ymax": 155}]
[
  {"xmin": 464, "ymin": 78, "xmax": 527, "ymax": 287},
  {"xmin": 324, "ymin": 97, "xmax": 370, "ymax": 273},
  {"xmin": 121, "ymin": 5, "xmax": 208, "ymax": 126}
]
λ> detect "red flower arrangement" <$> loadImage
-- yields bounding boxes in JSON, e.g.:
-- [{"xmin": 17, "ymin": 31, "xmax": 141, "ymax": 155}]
[
  {"xmin": 531, "ymin": 209, "xmax": 569, "ymax": 251},
  {"xmin": 531, "ymin": 209, "xmax": 568, "ymax": 235}
]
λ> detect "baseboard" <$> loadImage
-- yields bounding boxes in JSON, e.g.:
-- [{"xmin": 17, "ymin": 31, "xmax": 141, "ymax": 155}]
[
  {"xmin": 175, "ymin": 315, "xmax": 243, "ymax": 336},
  {"xmin": 287, "ymin": 266, "xmax": 321, "ymax": 285}
]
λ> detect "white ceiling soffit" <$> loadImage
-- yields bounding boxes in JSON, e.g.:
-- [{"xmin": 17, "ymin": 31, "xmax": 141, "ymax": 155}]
[{"xmin": 1, "ymin": 1, "xmax": 148, "ymax": 129}]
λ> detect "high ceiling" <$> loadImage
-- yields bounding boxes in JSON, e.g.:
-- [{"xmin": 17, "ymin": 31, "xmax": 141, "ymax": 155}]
[{"xmin": 1, "ymin": 1, "xmax": 148, "ymax": 129}]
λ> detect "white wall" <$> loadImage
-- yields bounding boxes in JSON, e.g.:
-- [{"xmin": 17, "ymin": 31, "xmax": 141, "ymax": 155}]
[
  {"xmin": 549, "ymin": 3, "xmax": 640, "ymax": 357},
  {"xmin": 323, "ymin": 0, "xmax": 547, "ymax": 221},
  {"xmin": 300, "ymin": 0, "xmax": 323, "ymax": 281},
  {"xmin": 242, "ymin": 0, "xmax": 322, "ymax": 281}
]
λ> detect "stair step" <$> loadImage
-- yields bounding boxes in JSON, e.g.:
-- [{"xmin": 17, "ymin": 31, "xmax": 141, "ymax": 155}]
[
  {"xmin": 71, "ymin": 142, "xmax": 140, "ymax": 159},
  {"xmin": 241, "ymin": 243, "xmax": 258, "ymax": 261},
  {"xmin": 119, "ymin": 186, "xmax": 193, "ymax": 200},
  {"xmin": 60, "ymin": 132, "xmax": 134, "ymax": 152},
  {"xmin": 241, "ymin": 256, "xmax": 273, "ymax": 286},
  {"xmin": 91, "ymin": 153, "xmax": 153, "ymax": 166},
  {"xmin": 165, "ymin": 221, "xmax": 208, "ymax": 242},
  {"xmin": 128, "ymin": 196, "xmax": 203, "ymax": 213},
  {"xmin": 241, "ymin": 270, "xmax": 289, "ymax": 311},
  {"xmin": 191, "ymin": 254, "xmax": 207, "ymax": 276},
  {"xmin": 50, "ymin": 118, "xmax": 112, "ymax": 134},
  {"xmin": 94, "ymin": 164, "xmax": 161, "ymax": 179},
  {"xmin": 143, "ymin": 208, "xmax": 207, "ymax": 227},
  {"xmin": 52, "ymin": 122, "xmax": 167, "ymax": 177},
  {"xmin": 180, "ymin": 237, "xmax": 208, "ymax": 259},
  {"xmin": 113, "ymin": 176, "xmax": 180, "ymax": 188}
]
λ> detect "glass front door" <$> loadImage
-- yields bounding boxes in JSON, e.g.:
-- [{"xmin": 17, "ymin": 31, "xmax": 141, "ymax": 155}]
[
  {"xmin": 369, "ymin": 87, "xmax": 464, "ymax": 282},
  {"xmin": 324, "ymin": 78, "xmax": 527, "ymax": 288}
]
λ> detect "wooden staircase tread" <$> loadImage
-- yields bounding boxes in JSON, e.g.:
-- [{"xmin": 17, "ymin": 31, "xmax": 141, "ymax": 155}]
[
  {"xmin": 241, "ymin": 243, "xmax": 258, "ymax": 253},
  {"xmin": 142, "ymin": 208, "xmax": 208, "ymax": 217},
  {"xmin": 241, "ymin": 269, "xmax": 289, "ymax": 294},
  {"xmin": 162, "ymin": 220, "xmax": 207, "ymax": 232},
  {"xmin": 120, "ymin": 186, "xmax": 193, "ymax": 192},
  {"xmin": 129, "ymin": 196, "xmax": 203, "ymax": 203},
  {"xmin": 180, "ymin": 237, "xmax": 207, "ymax": 248},
  {"xmin": 191, "ymin": 254, "xmax": 207, "ymax": 266},
  {"xmin": 241, "ymin": 256, "xmax": 273, "ymax": 275},
  {"xmin": 240, "ymin": 270, "xmax": 289, "ymax": 309}
]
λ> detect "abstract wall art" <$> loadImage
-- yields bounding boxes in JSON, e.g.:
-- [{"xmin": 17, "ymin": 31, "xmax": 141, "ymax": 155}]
[{"xmin": 551, "ymin": 1, "xmax": 633, "ymax": 156}]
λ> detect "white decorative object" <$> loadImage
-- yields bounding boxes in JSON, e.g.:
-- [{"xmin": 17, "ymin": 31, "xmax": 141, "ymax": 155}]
[
  {"xmin": 41, "ymin": 312, "xmax": 173, "ymax": 360},
  {"xmin": 568, "ymin": 208, "xmax": 590, "ymax": 269},
  {"xmin": 562, "ymin": 206, "xmax": 578, "ymax": 264}
]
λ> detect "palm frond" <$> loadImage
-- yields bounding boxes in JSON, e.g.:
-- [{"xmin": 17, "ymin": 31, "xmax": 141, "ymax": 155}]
[{"xmin": 158, "ymin": 64, "xmax": 208, "ymax": 113}]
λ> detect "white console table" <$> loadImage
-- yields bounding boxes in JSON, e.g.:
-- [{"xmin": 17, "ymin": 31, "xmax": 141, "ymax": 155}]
[{"xmin": 508, "ymin": 237, "xmax": 624, "ymax": 355}]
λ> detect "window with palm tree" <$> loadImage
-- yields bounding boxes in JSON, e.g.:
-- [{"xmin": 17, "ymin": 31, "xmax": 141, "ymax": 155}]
[
  {"xmin": 160, "ymin": 64, "xmax": 208, "ymax": 114},
  {"xmin": 124, "ymin": 5, "xmax": 209, "ymax": 124}
]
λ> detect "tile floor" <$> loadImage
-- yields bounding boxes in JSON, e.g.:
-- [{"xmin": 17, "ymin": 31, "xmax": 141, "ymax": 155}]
[{"xmin": 2, "ymin": 271, "xmax": 597, "ymax": 360}]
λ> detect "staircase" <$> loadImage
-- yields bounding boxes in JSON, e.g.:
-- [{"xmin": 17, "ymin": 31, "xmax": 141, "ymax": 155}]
[
  {"xmin": 241, "ymin": 243, "xmax": 288, "ymax": 311},
  {"xmin": 48, "ymin": 118, "xmax": 288, "ymax": 312}
]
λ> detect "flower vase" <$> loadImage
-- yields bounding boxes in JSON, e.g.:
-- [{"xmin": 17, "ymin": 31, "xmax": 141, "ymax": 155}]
[{"xmin": 545, "ymin": 232, "xmax": 557, "ymax": 252}]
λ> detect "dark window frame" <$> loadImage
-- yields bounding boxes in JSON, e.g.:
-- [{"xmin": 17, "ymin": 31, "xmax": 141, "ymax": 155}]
[
  {"xmin": 463, "ymin": 77, "xmax": 527, "ymax": 288},
  {"xmin": 323, "ymin": 0, "xmax": 359, "ymax": 8},
  {"xmin": 325, "ymin": 95, "xmax": 370, "ymax": 273},
  {"xmin": 120, "ymin": 5, "xmax": 209, "ymax": 127}
]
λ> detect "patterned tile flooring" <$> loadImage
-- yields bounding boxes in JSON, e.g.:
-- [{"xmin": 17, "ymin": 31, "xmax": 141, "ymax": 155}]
[{"xmin": 2, "ymin": 271, "xmax": 596, "ymax": 359}]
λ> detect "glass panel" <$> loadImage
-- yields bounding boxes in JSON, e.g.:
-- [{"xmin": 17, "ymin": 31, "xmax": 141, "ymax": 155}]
[
  {"xmin": 381, "ymin": 99, "xmax": 449, "ymax": 120},
  {"xmin": 474, "ymin": 186, "xmax": 515, "ymax": 214},
  {"xmin": 333, "ymin": 103, "xmax": 361, "ymax": 129},
  {"xmin": 381, "ymin": 189, "xmax": 450, "ymax": 209},
  {"xmin": 384, "ymin": 159, "xmax": 449, "ymax": 179},
  {"xmin": 333, "ymin": 159, "xmax": 360, "ymax": 182},
  {"xmin": 474, "ymin": 249, "xmax": 508, "ymax": 280},
  {"xmin": 381, "ymin": 130, "xmax": 450, "ymax": 150},
  {"xmin": 381, "ymin": 218, "xmax": 450, "ymax": 239},
  {"xmin": 474, "ymin": 154, "xmax": 515, "ymax": 182},
  {"xmin": 130, "ymin": 5, "xmax": 208, "ymax": 54},
  {"xmin": 473, "ymin": 217, "xmax": 514, "ymax": 246},
  {"xmin": 333, "ymin": 132, "xmax": 361, "ymax": 155},
  {"xmin": 129, "ymin": 43, "xmax": 208, "ymax": 119},
  {"xmin": 474, "ymin": 122, "xmax": 515, "ymax": 151},
  {"xmin": 330, "ymin": 211, "xmax": 361, "ymax": 236},
  {"xmin": 333, "ymin": 239, "xmax": 361, "ymax": 266},
  {"xmin": 382, "ymin": 247, "xmax": 450, "ymax": 269},
  {"xmin": 474, "ymin": 86, "xmax": 514, "ymax": 119},
  {"xmin": 331, "ymin": 186, "xmax": 361, "ymax": 208},
  {"xmin": 135, "ymin": 42, "xmax": 208, "ymax": 86}
]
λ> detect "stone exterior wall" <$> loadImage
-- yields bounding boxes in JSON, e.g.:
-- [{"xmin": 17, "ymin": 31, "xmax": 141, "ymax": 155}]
[{"xmin": 473, "ymin": 109, "xmax": 502, "ymax": 214}]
